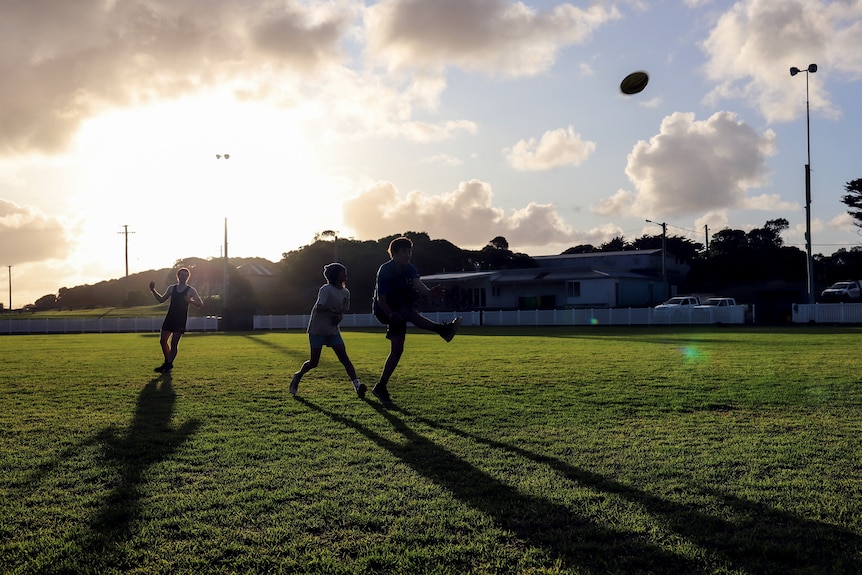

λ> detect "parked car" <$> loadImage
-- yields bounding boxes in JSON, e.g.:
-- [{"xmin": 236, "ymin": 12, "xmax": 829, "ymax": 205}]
[
  {"xmin": 693, "ymin": 297, "xmax": 737, "ymax": 308},
  {"xmin": 654, "ymin": 296, "xmax": 700, "ymax": 313},
  {"xmin": 820, "ymin": 281, "xmax": 862, "ymax": 302}
]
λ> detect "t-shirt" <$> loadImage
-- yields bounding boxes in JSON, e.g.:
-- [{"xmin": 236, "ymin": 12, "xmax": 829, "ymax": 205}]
[
  {"xmin": 307, "ymin": 283, "xmax": 350, "ymax": 336},
  {"xmin": 374, "ymin": 260, "xmax": 420, "ymax": 310}
]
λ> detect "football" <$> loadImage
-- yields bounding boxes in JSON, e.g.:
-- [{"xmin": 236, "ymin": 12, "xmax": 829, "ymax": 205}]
[{"xmin": 620, "ymin": 71, "xmax": 649, "ymax": 95}]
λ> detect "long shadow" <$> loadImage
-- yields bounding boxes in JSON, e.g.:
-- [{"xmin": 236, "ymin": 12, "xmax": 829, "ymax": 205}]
[
  {"xmin": 408, "ymin": 413, "xmax": 862, "ymax": 575},
  {"xmin": 240, "ymin": 333, "xmax": 310, "ymax": 367},
  {"xmin": 79, "ymin": 373, "xmax": 200, "ymax": 568},
  {"xmin": 296, "ymin": 397, "xmax": 702, "ymax": 574}
]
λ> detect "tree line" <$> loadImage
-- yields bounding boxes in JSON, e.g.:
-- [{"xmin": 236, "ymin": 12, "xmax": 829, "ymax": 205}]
[{"xmin": 23, "ymin": 177, "xmax": 862, "ymax": 314}]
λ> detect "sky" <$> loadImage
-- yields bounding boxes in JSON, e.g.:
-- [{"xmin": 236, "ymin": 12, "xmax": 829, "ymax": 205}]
[{"xmin": 1, "ymin": 0, "xmax": 861, "ymax": 307}]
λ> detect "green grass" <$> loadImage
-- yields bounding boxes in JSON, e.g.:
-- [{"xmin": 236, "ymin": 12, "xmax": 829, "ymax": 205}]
[
  {"xmin": 1, "ymin": 326, "xmax": 861, "ymax": 574},
  {"xmin": 0, "ymin": 305, "xmax": 169, "ymax": 319}
]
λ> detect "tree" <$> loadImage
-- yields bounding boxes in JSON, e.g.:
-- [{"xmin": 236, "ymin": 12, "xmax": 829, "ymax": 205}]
[
  {"xmin": 708, "ymin": 229, "xmax": 748, "ymax": 257},
  {"xmin": 840, "ymin": 179, "xmax": 862, "ymax": 228},
  {"xmin": 488, "ymin": 236, "xmax": 509, "ymax": 250},
  {"xmin": 599, "ymin": 236, "xmax": 628, "ymax": 251},
  {"xmin": 688, "ymin": 219, "xmax": 806, "ymax": 291},
  {"xmin": 34, "ymin": 294, "xmax": 58, "ymax": 310},
  {"xmin": 631, "ymin": 234, "xmax": 703, "ymax": 263},
  {"xmin": 747, "ymin": 218, "xmax": 787, "ymax": 251},
  {"xmin": 561, "ymin": 244, "xmax": 596, "ymax": 254}
]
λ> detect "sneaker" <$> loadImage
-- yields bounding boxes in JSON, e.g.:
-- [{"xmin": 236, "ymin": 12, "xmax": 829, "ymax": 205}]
[
  {"xmin": 289, "ymin": 372, "xmax": 301, "ymax": 396},
  {"xmin": 154, "ymin": 362, "xmax": 172, "ymax": 373},
  {"xmin": 372, "ymin": 386, "xmax": 394, "ymax": 407},
  {"xmin": 353, "ymin": 380, "xmax": 367, "ymax": 398},
  {"xmin": 441, "ymin": 316, "xmax": 462, "ymax": 342}
]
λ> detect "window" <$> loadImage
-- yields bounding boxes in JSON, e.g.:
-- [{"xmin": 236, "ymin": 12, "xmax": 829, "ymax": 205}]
[
  {"xmin": 566, "ymin": 281, "xmax": 581, "ymax": 298},
  {"xmin": 468, "ymin": 288, "xmax": 486, "ymax": 308}
]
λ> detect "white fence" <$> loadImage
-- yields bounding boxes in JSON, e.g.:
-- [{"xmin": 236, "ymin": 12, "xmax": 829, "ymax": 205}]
[
  {"xmin": 3, "ymin": 304, "xmax": 860, "ymax": 335},
  {"xmin": 791, "ymin": 303, "xmax": 862, "ymax": 323},
  {"xmin": 254, "ymin": 306, "xmax": 749, "ymax": 329}
]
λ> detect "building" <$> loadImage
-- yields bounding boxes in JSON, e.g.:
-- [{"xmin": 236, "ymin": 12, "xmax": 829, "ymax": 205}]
[{"xmin": 422, "ymin": 249, "xmax": 690, "ymax": 311}]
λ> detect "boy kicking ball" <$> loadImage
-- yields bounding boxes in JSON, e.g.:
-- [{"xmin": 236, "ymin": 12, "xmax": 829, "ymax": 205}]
[{"xmin": 372, "ymin": 237, "xmax": 462, "ymax": 407}]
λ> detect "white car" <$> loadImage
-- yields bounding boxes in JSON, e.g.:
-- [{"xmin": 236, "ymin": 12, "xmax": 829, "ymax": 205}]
[
  {"xmin": 693, "ymin": 297, "xmax": 737, "ymax": 308},
  {"xmin": 653, "ymin": 296, "xmax": 700, "ymax": 313}
]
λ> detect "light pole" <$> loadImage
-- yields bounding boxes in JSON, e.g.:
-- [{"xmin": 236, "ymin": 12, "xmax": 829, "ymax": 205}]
[
  {"xmin": 790, "ymin": 63, "xmax": 817, "ymax": 303},
  {"xmin": 216, "ymin": 154, "xmax": 230, "ymax": 317}
]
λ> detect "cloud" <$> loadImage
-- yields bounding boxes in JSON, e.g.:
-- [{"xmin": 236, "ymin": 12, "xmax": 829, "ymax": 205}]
[
  {"xmin": 420, "ymin": 153, "xmax": 464, "ymax": 167},
  {"xmin": 742, "ymin": 193, "xmax": 798, "ymax": 211},
  {"xmin": 364, "ymin": 0, "xmax": 621, "ymax": 76},
  {"xmin": 701, "ymin": 0, "xmax": 862, "ymax": 122},
  {"xmin": 342, "ymin": 179, "xmax": 609, "ymax": 252},
  {"xmin": 0, "ymin": 199, "xmax": 73, "ymax": 265},
  {"xmin": 0, "ymin": 0, "xmax": 620, "ymax": 156},
  {"xmin": 829, "ymin": 212, "xmax": 856, "ymax": 232},
  {"xmin": 504, "ymin": 126, "xmax": 596, "ymax": 171},
  {"xmin": 695, "ymin": 211, "xmax": 730, "ymax": 235},
  {"xmin": 0, "ymin": 0, "xmax": 356, "ymax": 154},
  {"xmin": 593, "ymin": 111, "xmax": 776, "ymax": 218}
]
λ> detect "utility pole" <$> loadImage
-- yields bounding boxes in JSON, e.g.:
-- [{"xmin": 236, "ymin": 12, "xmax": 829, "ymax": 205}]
[
  {"xmin": 7, "ymin": 265, "xmax": 10, "ymax": 311},
  {"xmin": 646, "ymin": 220, "xmax": 668, "ymax": 298},
  {"xmin": 224, "ymin": 217, "xmax": 229, "ymax": 311},
  {"xmin": 704, "ymin": 225, "xmax": 709, "ymax": 255},
  {"xmin": 118, "ymin": 225, "xmax": 135, "ymax": 305}
]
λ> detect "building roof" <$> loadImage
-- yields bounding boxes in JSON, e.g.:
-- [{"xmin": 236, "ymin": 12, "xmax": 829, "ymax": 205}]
[
  {"xmin": 237, "ymin": 263, "xmax": 276, "ymax": 277},
  {"xmin": 422, "ymin": 267, "xmax": 655, "ymax": 284},
  {"xmin": 532, "ymin": 249, "xmax": 662, "ymax": 262},
  {"xmin": 421, "ymin": 270, "xmax": 497, "ymax": 281}
]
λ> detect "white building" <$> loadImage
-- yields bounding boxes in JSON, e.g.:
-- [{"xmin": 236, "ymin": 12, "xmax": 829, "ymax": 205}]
[{"xmin": 422, "ymin": 249, "xmax": 691, "ymax": 310}]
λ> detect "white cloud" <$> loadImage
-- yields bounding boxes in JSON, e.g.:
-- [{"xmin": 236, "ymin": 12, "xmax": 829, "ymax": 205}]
[
  {"xmin": 695, "ymin": 211, "xmax": 730, "ymax": 235},
  {"xmin": 342, "ymin": 179, "xmax": 612, "ymax": 252},
  {"xmin": 504, "ymin": 126, "xmax": 596, "ymax": 171},
  {"xmin": 742, "ymin": 193, "xmax": 798, "ymax": 211},
  {"xmin": 364, "ymin": 0, "xmax": 621, "ymax": 76},
  {"xmin": 0, "ymin": 199, "xmax": 74, "ymax": 265},
  {"xmin": 593, "ymin": 111, "xmax": 776, "ymax": 218},
  {"xmin": 0, "ymin": 0, "xmax": 361, "ymax": 154},
  {"xmin": 701, "ymin": 0, "xmax": 862, "ymax": 122},
  {"xmin": 829, "ymin": 211, "xmax": 857, "ymax": 232},
  {"xmin": 421, "ymin": 154, "xmax": 464, "ymax": 167}
]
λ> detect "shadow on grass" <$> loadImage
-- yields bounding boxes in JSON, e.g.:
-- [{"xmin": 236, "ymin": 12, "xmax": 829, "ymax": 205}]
[
  {"xmin": 297, "ymin": 397, "xmax": 701, "ymax": 574},
  {"xmin": 407, "ymin": 413, "xmax": 862, "ymax": 575},
  {"xmin": 80, "ymin": 373, "xmax": 200, "ymax": 570}
]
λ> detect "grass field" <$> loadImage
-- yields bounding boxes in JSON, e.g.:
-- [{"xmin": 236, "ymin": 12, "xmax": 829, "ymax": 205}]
[
  {"xmin": 1, "ymin": 326, "xmax": 861, "ymax": 574},
  {"xmin": 0, "ymin": 305, "xmax": 177, "ymax": 320}
]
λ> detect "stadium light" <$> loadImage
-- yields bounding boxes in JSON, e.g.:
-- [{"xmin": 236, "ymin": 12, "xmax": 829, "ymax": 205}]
[
  {"xmin": 216, "ymin": 154, "xmax": 230, "ymax": 312},
  {"xmin": 790, "ymin": 63, "xmax": 817, "ymax": 303}
]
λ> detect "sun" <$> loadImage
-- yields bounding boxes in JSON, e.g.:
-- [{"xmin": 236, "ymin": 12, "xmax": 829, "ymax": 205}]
[{"xmin": 68, "ymin": 93, "xmax": 353, "ymax": 272}]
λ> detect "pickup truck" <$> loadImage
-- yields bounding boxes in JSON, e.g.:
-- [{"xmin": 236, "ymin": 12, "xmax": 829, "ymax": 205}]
[
  {"xmin": 653, "ymin": 296, "xmax": 700, "ymax": 314},
  {"xmin": 693, "ymin": 297, "xmax": 737, "ymax": 308},
  {"xmin": 820, "ymin": 281, "xmax": 862, "ymax": 302}
]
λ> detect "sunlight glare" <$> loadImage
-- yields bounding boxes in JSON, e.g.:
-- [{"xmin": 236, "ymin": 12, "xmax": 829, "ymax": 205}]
[{"xmin": 69, "ymin": 93, "xmax": 352, "ymax": 275}]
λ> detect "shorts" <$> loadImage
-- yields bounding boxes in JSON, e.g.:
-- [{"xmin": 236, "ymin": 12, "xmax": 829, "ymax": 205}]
[
  {"xmin": 308, "ymin": 333, "xmax": 345, "ymax": 349},
  {"xmin": 373, "ymin": 301, "xmax": 409, "ymax": 340}
]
